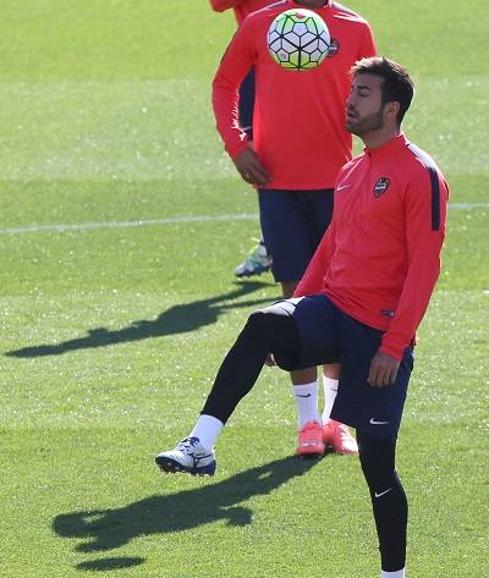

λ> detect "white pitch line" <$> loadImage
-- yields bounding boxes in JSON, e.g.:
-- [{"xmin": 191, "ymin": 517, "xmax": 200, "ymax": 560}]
[
  {"xmin": 0, "ymin": 202, "xmax": 487, "ymax": 236},
  {"xmin": 0, "ymin": 213, "xmax": 258, "ymax": 235},
  {"xmin": 449, "ymin": 202, "xmax": 489, "ymax": 209}
]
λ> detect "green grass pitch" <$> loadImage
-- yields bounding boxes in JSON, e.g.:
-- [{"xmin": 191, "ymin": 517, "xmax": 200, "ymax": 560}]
[{"xmin": 0, "ymin": 1, "xmax": 488, "ymax": 577}]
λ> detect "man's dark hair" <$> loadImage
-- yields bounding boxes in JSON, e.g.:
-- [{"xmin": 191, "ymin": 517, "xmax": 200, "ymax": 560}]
[{"xmin": 352, "ymin": 57, "xmax": 415, "ymax": 125}]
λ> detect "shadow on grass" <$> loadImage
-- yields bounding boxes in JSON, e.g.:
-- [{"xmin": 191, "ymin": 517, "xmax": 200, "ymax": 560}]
[
  {"xmin": 53, "ymin": 456, "xmax": 319, "ymax": 571},
  {"xmin": 6, "ymin": 281, "xmax": 273, "ymax": 358},
  {"xmin": 77, "ymin": 557, "xmax": 145, "ymax": 571}
]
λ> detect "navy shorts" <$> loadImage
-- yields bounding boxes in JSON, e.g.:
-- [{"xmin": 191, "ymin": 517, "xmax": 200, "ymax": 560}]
[
  {"xmin": 258, "ymin": 189, "xmax": 334, "ymax": 282},
  {"xmin": 239, "ymin": 69, "xmax": 255, "ymax": 139},
  {"xmin": 268, "ymin": 295, "xmax": 414, "ymax": 441}
]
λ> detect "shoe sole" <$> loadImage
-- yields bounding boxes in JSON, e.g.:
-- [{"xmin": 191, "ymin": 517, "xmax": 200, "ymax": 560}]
[
  {"xmin": 297, "ymin": 453, "xmax": 323, "ymax": 459},
  {"xmin": 295, "ymin": 448, "xmax": 324, "ymax": 459},
  {"xmin": 155, "ymin": 456, "xmax": 216, "ymax": 477},
  {"xmin": 331, "ymin": 448, "xmax": 358, "ymax": 455},
  {"xmin": 324, "ymin": 441, "xmax": 358, "ymax": 455},
  {"xmin": 235, "ymin": 268, "xmax": 270, "ymax": 278}
]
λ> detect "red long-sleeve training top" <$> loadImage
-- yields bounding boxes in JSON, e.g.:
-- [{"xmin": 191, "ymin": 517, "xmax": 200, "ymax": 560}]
[
  {"xmin": 209, "ymin": 0, "xmax": 273, "ymax": 24},
  {"xmin": 212, "ymin": 0, "xmax": 376, "ymax": 190},
  {"xmin": 294, "ymin": 134, "xmax": 449, "ymax": 360}
]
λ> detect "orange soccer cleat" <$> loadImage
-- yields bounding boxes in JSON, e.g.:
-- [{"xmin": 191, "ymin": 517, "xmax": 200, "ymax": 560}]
[
  {"xmin": 296, "ymin": 420, "xmax": 325, "ymax": 458},
  {"xmin": 323, "ymin": 420, "xmax": 358, "ymax": 455}
]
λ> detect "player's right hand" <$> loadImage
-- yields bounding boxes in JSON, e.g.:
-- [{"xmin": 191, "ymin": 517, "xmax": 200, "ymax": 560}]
[
  {"xmin": 367, "ymin": 351, "xmax": 400, "ymax": 387},
  {"xmin": 233, "ymin": 146, "xmax": 270, "ymax": 187}
]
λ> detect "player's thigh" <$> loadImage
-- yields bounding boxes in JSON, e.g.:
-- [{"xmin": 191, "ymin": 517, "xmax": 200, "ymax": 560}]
[
  {"xmin": 258, "ymin": 189, "xmax": 315, "ymax": 283},
  {"xmin": 260, "ymin": 295, "xmax": 340, "ymax": 371}
]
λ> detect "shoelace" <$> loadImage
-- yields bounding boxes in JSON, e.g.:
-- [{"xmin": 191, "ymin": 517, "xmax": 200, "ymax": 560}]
[
  {"xmin": 300, "ymin": 423, "xmax": 322, "ymax": 439},
  {"xmin": 177, "ymin": 437, "xmax": 199, "ymax": 452}
]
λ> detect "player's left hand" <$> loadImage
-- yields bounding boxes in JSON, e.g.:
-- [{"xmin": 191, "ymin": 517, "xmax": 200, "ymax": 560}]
[{"xmin": 367, "ymin": 351, "xmax": 400, "ymax": 387}]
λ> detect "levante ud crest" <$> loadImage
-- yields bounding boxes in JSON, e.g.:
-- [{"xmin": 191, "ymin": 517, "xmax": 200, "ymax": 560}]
[
  {"xmin": 327, "ymin": 38, "xmax": 340, "ymax": 57},
  {"xmin": 373, "ymin": 177, "xmax": 390, "ymax": 198}
]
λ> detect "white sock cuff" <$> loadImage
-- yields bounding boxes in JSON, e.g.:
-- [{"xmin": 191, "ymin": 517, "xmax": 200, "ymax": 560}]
[
  {"xmin": 322, "ymin": 375, "xmax": 339, "ymax": 389},
  {"xmin": 381, "ymin": 569, "xmax": 405, "ymax": 578},
  {"xmin": 293, "ymin": 381, "xmax": 319, "ymax": 427},
  {"xmin": 293, "ymin": 381, "xmax": 317, "ymax": 394},
  {"xmin": 189, "ymin": 414, "xmax": 224, "ymax": 450},
  {"xmin": 322, "ymin": 376, "xmax": 339, "ymax": 424}
]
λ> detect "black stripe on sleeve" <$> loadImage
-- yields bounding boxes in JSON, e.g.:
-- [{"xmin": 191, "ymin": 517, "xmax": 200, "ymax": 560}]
[
  {"xmin": 429, "ymin": 167, "xmax": 441, "ymax": 231},
  {"xmin": 407, "ymin": 142, "xmax": 442, "ymax": 231}
]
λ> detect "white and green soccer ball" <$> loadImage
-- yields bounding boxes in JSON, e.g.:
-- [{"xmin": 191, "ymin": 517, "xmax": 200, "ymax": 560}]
[{"xmin": 267, "ymin": 8, "xmax": 330, "ymax": 71}]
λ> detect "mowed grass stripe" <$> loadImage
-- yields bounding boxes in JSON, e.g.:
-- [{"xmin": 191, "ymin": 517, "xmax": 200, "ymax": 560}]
[{"xmin": 0, "ymin": 77, "xmax": 487, "ymax": 180}]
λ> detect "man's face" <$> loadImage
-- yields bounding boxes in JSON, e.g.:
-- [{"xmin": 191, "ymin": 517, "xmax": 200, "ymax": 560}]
[{"xmin": 346, "ymin": 73, "xmax": 386, "ymax": 136}]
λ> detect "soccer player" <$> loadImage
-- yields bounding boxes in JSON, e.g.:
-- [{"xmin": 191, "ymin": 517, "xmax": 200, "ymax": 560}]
[
  {"xmin": 209, "ymin": 0, "xmax": 274, "ymax": 278},
  {"xmin": 156, "ymin": 57, "xmax": 449, "ymax": 578},
  {"xmin": 212, "ymin": 0, "xmax": 376, "ymax": 456}
]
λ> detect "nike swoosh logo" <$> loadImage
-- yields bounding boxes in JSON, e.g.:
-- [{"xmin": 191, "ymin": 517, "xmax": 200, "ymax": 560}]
[
  {"xmin": 369, "ymin": 418, "xmax": 390, "ymax": 425},
  {"xmin": 336, "ymin": 184, "xmax": 350, "ymax": 192},
  {"xmin": 374, "ymin": 488, "xmax": 393, "ymax": 499},
  {"xmin": 296, "ymin": 393, "xmax": 312, "ymax": 398}
]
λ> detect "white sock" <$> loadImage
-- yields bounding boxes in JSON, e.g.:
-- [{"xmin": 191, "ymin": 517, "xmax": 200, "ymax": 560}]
[
  {"xmin": 322, "ymin": 376, "xmax": 339, "ymax": 425},
  {"xmin": 189, "ymin": 414, "xmax": 223, "ymax": 450},
  {"xmin": 381, "ymin": 569, "xmax": 405, "ymax": 578},
  {"xmin": 293, "ymin": 381, "xmax": 320, "ymax": 427}
]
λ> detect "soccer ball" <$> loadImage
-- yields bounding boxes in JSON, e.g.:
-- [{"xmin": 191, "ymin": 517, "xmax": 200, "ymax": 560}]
[{"xmin": 267, "ymin": 8, "xmax": 331, "ymax": 71}]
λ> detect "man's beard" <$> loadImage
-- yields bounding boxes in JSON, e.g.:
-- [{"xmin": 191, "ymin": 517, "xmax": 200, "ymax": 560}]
[{"xmin": 347, "ymin": 108, "xmax": 384, "ymax": 136}]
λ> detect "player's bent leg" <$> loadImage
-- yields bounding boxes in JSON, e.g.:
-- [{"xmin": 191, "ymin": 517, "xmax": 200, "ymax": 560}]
[
  {"xmin": 356, "ymin": 430, "xmax": 408, "ymax": 574},
  {"xmin": 156, "ymin": 305, "xmax": 303, "ymax": 475},
  {"xmin": 202, "ymin": 308, "xmax": 302, "ymax": 423}
]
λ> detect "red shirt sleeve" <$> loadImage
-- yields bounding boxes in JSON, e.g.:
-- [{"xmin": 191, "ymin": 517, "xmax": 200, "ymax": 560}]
[
  {"xmin": 379, "ymin": 170, "xmax": 449, "ymax": 360},
  {"xmin": 294, "ymin": 220, "xmax": 337, "ymax": 297},
  {"xmin": 358, "ymin": 21, "xmax": 377, "ymax": 59},
  {"xmin": 212, "ymin": 18, "xmax": 256, "ymax": 159},
  {"xmin": 209, "ymin": 0, "xmax": 244, "ymax": 12}
]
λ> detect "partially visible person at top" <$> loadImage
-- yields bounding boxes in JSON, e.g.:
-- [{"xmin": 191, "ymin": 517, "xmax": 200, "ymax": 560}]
[
  {"xmin": 156, "ymin": 56, "xmax": 450, "ymax": 578},
  {"xmin": 210, "ymin": 0, "xmax": 275, "ymax": 279},
  {"xmin": 210, "ymin": 0, "xmax": 275, "ymax": 24},
  {"xmin": 211, "ymin": 0, "xmax": 377, "ymax": 457}
]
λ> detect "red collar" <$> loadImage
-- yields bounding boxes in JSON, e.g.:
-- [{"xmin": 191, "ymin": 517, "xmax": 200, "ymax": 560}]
[
  {"xmin": 290, "ymin": 1, "xmax": 331, "ymax": 9},
  {"xmin": 364, "ymin": 133, "xmax": 408, "ymax": 160}
]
